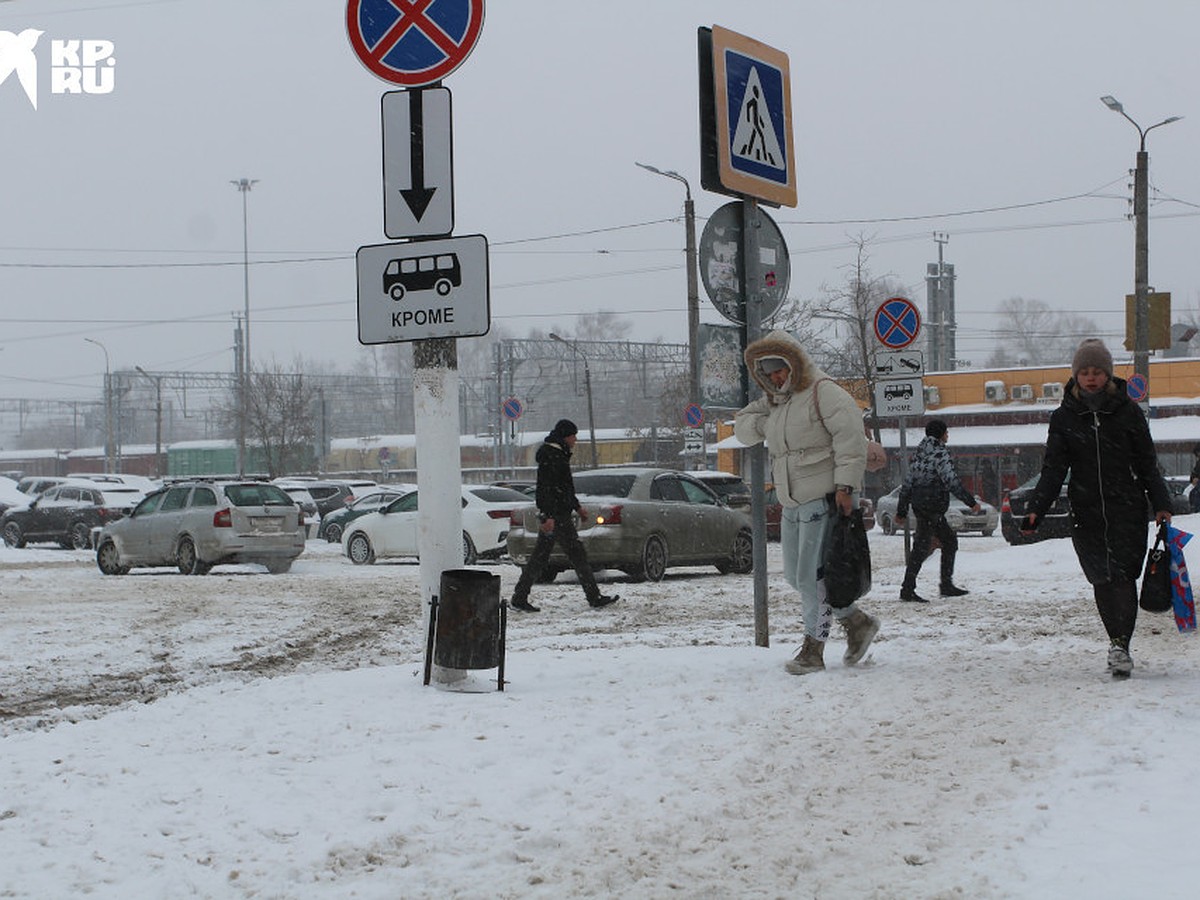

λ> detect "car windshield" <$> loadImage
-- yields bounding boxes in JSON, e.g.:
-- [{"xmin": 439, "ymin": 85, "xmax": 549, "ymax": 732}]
[
  {"xmin": 573, "ymin": 474, "xmax": 635, "ymax": 498},
  {"xmin": 224, "ymin": 484, "xmax": 294, "ymax": 507},
  {"xmin": 469, "ymin": 487, "xmax": 530, "ymax": 503}
]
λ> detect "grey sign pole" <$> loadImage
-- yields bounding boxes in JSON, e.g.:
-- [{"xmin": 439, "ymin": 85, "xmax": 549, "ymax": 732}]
[{"xmin": 742, "ymin": 199, "xmax": 770, "ymax": 648}]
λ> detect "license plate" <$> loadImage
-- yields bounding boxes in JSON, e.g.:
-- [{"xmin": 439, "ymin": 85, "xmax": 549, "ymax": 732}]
[{"xmin": 252, "ymin": 516, "xmax": 282, "ymax": 532}]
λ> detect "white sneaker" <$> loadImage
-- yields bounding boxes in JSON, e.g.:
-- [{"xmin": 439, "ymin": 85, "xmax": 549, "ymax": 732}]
[{"xmin": 1107, "ymin": 643, "xmax": 1133, "ymax": 678}]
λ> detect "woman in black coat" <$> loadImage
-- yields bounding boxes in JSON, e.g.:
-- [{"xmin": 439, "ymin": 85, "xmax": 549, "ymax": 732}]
[{"xmin": 1023, "ymin": 339, "xmax": 1172, "ymax": 678}]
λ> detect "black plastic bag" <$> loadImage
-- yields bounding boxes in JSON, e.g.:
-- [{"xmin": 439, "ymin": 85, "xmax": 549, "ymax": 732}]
[
  {"xmin": 824, "ymin": 506, "xmax": 872, "ymax": 609},
  {"xmin": 1140, "ymin": 523, "xmax": 1172, "ymax": 613}
]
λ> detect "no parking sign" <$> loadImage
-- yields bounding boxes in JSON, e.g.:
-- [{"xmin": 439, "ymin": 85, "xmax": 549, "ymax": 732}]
[{"xmin": 346, "ymin": 0, "xmax": 485, "ymax": 86}]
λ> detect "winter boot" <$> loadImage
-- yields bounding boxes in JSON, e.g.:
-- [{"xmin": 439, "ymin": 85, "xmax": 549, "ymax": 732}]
[
  {"xmin": 940, "ymin": 583, "xmax": 969, "ymax": 597},
  {"xmin": 588, "ymin": 594, "xmax": 619, "ymax": 608},
  {"xmin": 784, "ymin": 636, "xmax": 825, "ymax": 675},
  {"xmin": 899, "ymin": 587, "xmax": 929, "ymax": 603},
  {"xmin": 510, "ymin": 599, "xmax": 540, "ymax": 613},
  {"xmin": 841, "ymin": 608, "xmax": 881, "ymax": 665},
  {"xmin": 1107, "ymin": 638, "xmax": 1133, "ymax": 679}
]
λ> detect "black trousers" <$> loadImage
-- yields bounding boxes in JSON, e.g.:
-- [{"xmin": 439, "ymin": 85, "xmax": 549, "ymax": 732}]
[
  {"xmin": 511, "ymin": 516, "xmax": 600, "ymax": 604},
  {"xmin": 902, "ymin": 513, "xmax": 958, "ymax": 589},
  {"xmin": 1094, "ymin": 578, "xmax": 1138, "ymax": 647}
]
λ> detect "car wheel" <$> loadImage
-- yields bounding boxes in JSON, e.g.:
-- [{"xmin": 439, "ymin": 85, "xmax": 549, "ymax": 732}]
[
  {"xmin": 3, "ymin": 522, "xmax": 25, "ymax": 548},
  {"xmin": 70, "ymin": 522, "xmax": 92, "ymax": 550},
  {"xmin": 462, "ymin": 532, "xmax": 478, "ymax": 566},
  {"xmin": 717, "ymin": 529, "xmax": 754, "ymax": 575},
  {"xmin": 347, "ymin": 532, "xmax": 375, "ymax": 565},
  {"xmin": 264, "ymin": 560, "xmax": 292, "ymax": 574},
  {"xmin": 638, "ymin": 535, "xmax": 668, "ymax": 583},
  {"xmin": 176, "ymin": 536, "xmax": 211, "ymax": 575},
  {"xmin": 324, "ymin": 522, "xmax": 343, "ymax": 544},
  {"xmin": 881, "ymin": 514, "xmax": 895, "ymax": 536},
  {"xmin": 95, "ymin": 539, "xmax": 129, "ymax": 575}
]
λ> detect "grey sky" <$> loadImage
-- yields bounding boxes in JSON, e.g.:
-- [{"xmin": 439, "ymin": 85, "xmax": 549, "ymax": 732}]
[{"xmin": 1, "ymin": 0, "xmax": 1197, "ymax": 404}]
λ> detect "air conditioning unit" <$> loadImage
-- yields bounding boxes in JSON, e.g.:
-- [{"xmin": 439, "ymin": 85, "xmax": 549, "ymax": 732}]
[
  {"xmin": 984, "ymin": 381, "xmax": 1007, "ymax": 404},
  {"xmin": 923, "ymin": 385, "xmax": 941, "ymax": 406},
  {"xmin": 1011, "ymin": 384, "xmax": 1034, "ymax": 401},
  {"xmin": 1041, "ymin": 382, "xmax": 1064, "ymax": 401}
]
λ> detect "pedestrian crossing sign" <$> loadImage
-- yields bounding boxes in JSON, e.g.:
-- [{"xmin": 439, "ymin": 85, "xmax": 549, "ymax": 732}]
[{"xmin": 710, "ymin": 26, "xmax": 796, "ymax": 207}]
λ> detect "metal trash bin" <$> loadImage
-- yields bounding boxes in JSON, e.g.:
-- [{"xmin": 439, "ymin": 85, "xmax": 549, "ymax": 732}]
[{"xmin": 424, "ymin": 568, "xmax": 506, "ymax": 690}]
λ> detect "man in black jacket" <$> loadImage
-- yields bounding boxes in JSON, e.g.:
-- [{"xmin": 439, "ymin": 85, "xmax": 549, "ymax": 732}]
[
  {"xmin": 509, "ymin": 419, "xmax": 618, "ymax": 612},
  {"xmin": 895, "ymin": 419, "xmax": 982, "ymax": 602}
]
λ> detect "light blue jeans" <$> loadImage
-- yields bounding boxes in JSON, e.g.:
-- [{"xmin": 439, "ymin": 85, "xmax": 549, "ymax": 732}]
[{"xmin": 780, "ymin": 494, "xmax": 858, "ymax": 641}]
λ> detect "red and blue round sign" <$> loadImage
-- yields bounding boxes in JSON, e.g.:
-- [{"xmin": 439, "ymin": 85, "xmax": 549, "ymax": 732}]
[
  {"xmin": 1127, "ymin": 373, "xmax": 1149, "ymax": 402},
  {"xmin": 873, "ymin": 297, "xmax": 921, "ymax": 350},
  {"xmin": 346, "ymin": 0, "xmax": 485, "ymax": 87},
  {"xmin": 502, "ymin": 397, "xmax": 523, "ymax": 421},
  {"xmin": 684, "ymin": 403, "xmax": 704, "ymax": 428}
]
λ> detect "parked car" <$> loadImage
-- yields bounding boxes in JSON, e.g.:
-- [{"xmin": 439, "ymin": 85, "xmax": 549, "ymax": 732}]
[
  {"xmin": 689, "ymin": 471, "xmax": 751, "ymax": 511},
  {"xmin": 490, "ymin": 480, "xmax": 536, "ymax": 496},
  {"xmin": 94, "ymin": 480, "xmax": 306, "ymax": 575},
  {"xmin": 1000, "ymin": 475, "xmax": 1070, "ymax": 545},
  {"xmin": 343, "ymin": 485, "xmax": 530, "ymax": 566},
  {"xmin": 274, "ymin": 482, "xmax": 322, "ymax": 538},
  {"xmin": 15, "ymin": 475, "xmax": 72, "ymax": 496},
  {"xmin": 2, "ymin": 483, "xmax": 138, "ymax": 549},
  {"xmin": 763, "ymin": 484, "xmax": 875, "ymax": 541},
  {"xmin": 0, "ymin": 476, "xmax": 28, "ymax": 517},
  {"xmin": 275, "ymin": 478, "xmax": 380, "ymax": 519},
  {"xmin": 875, "ymin": 486, "xmax": 998, "ymax": 536},
  {"xmin": 507, "ymin": 467, "xmax": 754, "ymax": 583},
  {"xmin": 318, "ymin": 486, "xmax": 414, "ymax": 543}
]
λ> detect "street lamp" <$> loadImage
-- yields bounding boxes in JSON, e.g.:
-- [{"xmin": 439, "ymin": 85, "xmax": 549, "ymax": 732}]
[
  {"xmin": 1100, "ymin": 96, "xmax": 1182, "ymax": 384},
  {"xmin": 135, "ymin": 366, "xmax": 164, "ymax": 478},
  {"xmin": 84, "ymin": 338, "xmax": 114, "ymax": 474},
  {"xmin": 231, "ymin": 177, "xmax": 258, "ymax": 477},
  {"xmin": 549, "ymin": 333, "xmax": 599, "ymax": 468},
  {"xmin": 636, "ymin": 162, "xmax": 700, "ymax": 405}
]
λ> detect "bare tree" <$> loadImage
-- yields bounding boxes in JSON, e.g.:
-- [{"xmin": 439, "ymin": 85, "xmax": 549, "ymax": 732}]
[
  {"xmin": 216, "ymin": 359, "xmax": 320, "ymax": 477},
  {"xmin": 985, "ymin": 298, "xmax": 1101, "ymax": 367}
]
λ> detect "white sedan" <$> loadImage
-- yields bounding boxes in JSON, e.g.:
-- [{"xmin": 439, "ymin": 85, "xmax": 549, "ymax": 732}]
[
  {"xmin": 875, "ymin": 486, "xmax": 999, "ymax": 536},
  {"xmin": 342, "ymin": 485, "xmax": 531, "ymax": 565}
]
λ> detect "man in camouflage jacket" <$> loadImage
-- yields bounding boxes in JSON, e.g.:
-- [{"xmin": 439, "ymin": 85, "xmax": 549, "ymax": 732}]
[{"xmin": 896, "ymin": 419, "xmax": 981, "ymax": 601}]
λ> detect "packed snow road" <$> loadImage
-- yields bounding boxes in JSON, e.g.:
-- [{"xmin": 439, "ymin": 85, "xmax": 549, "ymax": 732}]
[{"xmin": 3, "ymin": 525, "xmax": 1196, "ymax": 738}]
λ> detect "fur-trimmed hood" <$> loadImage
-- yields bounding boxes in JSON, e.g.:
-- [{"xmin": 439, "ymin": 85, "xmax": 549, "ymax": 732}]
[{"xmin": 743, "ymin": 330, "xmax": 817, "ymax": 395}]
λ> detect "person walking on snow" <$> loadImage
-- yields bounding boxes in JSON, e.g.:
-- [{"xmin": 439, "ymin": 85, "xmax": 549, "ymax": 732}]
[
  {"xmin": 735, "ymin": 330, "xmax": 881, "ymax": 675},
  {"xmin": 895, "ymin": 419, "xmax": 982, "ymax": 602},
  {"xmin": 1021, "ymin": 338, "xmax": 1171, "ymax": 678},
  {"xmin": 509, "ymin": 419, "xmax": 618, "ymax": 612}
]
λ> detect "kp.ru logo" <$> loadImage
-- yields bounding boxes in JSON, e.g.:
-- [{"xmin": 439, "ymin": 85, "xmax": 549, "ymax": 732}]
[{"xmin": 0, "ymin": 28, "xmax": 116, "ymax": 109}]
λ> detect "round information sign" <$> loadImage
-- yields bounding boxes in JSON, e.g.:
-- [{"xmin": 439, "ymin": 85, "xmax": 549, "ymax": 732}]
[{"xmin": 699, "ymin": 201, "xmax": 790, "ymax": 325}]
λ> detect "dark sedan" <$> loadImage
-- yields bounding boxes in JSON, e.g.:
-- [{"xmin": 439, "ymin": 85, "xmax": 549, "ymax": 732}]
[{"xmin": 506, "ymin": 467, "xmax": 753, "ymax": 583}]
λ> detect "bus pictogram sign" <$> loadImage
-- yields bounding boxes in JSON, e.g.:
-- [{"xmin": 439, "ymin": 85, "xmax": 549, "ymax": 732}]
[
  {"xmin": 346, "ymin": 0, "xmax": 485, "ymax": 87},
  {"xmin": 873, "ymin": 297, "xmax": 922, "ymax": 350}
]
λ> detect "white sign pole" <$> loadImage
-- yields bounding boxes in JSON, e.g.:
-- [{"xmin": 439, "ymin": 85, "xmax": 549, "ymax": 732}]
[{"xmin": 414, "ymin": 339, "xmax": 466, "ymax": 686}]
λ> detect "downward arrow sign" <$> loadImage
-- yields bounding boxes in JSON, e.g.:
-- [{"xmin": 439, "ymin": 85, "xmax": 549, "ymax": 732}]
[{"xmin": 401, "ymin": 89, "xmax": 437, "ymax": 221}]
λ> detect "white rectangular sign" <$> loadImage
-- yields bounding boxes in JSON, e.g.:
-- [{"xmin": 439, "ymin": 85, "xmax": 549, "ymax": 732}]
[
  {"xmin": 356, "ymin": 235, "xmax": 490, "ymax": 344},
  {"xmin": 874, "ymin": 350, "xmax": 924, "ymax": 378},
  {"xmin": 683, "ymin": 427, "xmax": 704, "ymax": 454},
  {"xmin": 383, "ymin": 88, "xmax": 453, "ymax": 239},
  {"xmin": 874, "ymin": 377, "xmax": 926, "ymax": 417}
]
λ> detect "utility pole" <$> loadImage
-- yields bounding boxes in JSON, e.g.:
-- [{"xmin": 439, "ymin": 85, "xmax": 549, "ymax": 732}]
[
  {"xmin": 1101, "ymin": 96, "xmax": 1182, "ymax": 387},
  {"xmin": 231, "ymin": 178, "xmax": 257, "ymax": 476}
]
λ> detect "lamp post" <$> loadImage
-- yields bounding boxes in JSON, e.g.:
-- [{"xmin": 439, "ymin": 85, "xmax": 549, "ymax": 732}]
[
  {"xmin": 635, "ymin": 162, "xmax": 700, "ymax": 405},
  {"xmin": 135, "ymin": 366, "xmax": 164, "ymax": 478},
  {"xmin": 1101, "ymin": 96, "xmax": 1182, "ymax": 384},
  {"xmin": 549, "ymin": 333, "xmax": 599, "ymax": 468},
  {"xmin": 84, "ymin": 338, "xmax": 114, "ymax": 474},
  {"xmin": 231, "ymin": 178, "xmax": 257, "ymax": 477}
]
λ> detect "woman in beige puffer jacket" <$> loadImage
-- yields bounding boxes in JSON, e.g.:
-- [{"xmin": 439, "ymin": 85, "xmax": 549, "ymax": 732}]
[{"xmin": 735, "ymin": 330, "xmax": 880, "ymax": 675}]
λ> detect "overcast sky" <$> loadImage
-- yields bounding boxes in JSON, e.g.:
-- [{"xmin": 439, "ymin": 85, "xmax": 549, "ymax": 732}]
[{"xmin": 2, "ymin": 0, "xmax": 1198, "ymax": 405}]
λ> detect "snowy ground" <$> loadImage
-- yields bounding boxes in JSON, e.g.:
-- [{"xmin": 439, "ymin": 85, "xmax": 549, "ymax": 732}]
[{"xmin": 2, "ymin": 519, "xmax": 1199, "ymax": 899}]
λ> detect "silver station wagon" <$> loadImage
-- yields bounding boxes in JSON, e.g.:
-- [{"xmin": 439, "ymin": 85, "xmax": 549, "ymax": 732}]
[{"xmin": 95, "ymin": 480, "xmax": 306, "ymax": 575}]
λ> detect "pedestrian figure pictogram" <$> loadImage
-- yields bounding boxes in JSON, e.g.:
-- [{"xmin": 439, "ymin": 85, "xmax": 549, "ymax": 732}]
[{"xmin": 732, "ymin": 71, "xmax": 782, "ymax": 168}]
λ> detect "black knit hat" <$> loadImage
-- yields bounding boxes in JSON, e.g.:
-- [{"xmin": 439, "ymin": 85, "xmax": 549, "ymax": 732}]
[
  {"xmin": 548, "ymin": 418, "xmax": 578, "ymax": 440},
  {"xmin": 925, "ymin": 419, "xmax": 948, "ymax": 439}
]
